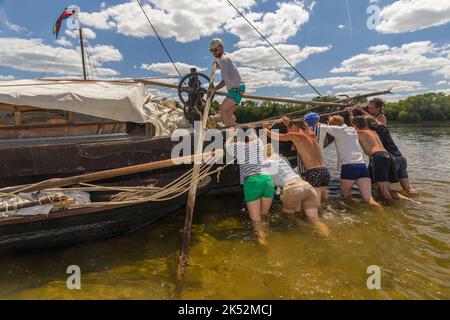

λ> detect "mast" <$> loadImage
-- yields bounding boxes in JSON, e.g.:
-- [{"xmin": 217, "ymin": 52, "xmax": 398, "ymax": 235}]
[{"xmin": 79, "ymin": 28, "xmax": 87, "ymax": 80}]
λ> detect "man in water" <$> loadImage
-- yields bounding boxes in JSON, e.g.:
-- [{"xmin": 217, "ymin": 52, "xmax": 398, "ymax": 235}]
[
  {"xmin": 262, "ymin": 140, "xmax": 330, "ymax": 237},
  {"xmin": 350, "ymin": 98, "xmax": 387, "ymax": 126},
  {"xmin": 208, "ymin": 38, "xmax": 245, "ymax": 127},
  {"xmin": 351, "ymin": 116, "xmax": 419, "ymax": 203},
  {"xmin": 365, "ymin": 115, "xmax": 416, "ymax": 194},
  {"xmin": 299, "ymin": 112, "xmax": 329, "ymax": 172},
  {"xmin": 225, "ymin": 126, "xmax": 274, "ymax": 245},
  {"xmin": 263, "ymin": 118, "xmax": 330, "ymax": 212},
  {"xmin": 326, "ymin": 115, "xmax": 381, "ymax": 206}
]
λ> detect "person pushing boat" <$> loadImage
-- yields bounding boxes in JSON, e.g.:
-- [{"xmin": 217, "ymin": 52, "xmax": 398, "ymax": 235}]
[
  {"xmin": 208, "ymin": 38, "xmax": 246, "ymax": 127},
  {"xmin": 263, "ymin": 118, "xmax": 330, "ymax": 213}
]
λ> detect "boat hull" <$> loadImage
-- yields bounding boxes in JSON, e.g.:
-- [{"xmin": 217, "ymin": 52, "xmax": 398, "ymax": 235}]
[{"xmin": 0, "ymin": 193, "xmax": 190, "ymax": 255}]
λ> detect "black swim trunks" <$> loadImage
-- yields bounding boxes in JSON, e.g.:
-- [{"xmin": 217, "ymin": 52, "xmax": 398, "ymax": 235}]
[
  {"xmin": 393, "ymin": 155, "xmax": 408, "ymax": 179},
  {"xmin": 301, "ymin": 167, "xmax": 330, "ymax": 188},
  {"xmin": 369, "ymin": 151, "xmax": 398, "ymax": 183}
]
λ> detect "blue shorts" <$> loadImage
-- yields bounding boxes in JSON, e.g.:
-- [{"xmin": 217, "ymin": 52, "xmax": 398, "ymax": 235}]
[
  {"xmin": 341, "ymin": 163, "xmax": 370, "ymax": 180},
  {"xmin": 227, "ymin": 84, "xmax": 245, "ymax": 105}
]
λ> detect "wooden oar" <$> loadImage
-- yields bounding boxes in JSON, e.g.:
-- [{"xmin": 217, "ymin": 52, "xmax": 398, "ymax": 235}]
[
  {"xmin": 1, "ymin": 150, "xmax": 223, "ymax": 194},
  {"xmin": 177, "ymin": 65, "xmax": 217, "ymax": 279}
]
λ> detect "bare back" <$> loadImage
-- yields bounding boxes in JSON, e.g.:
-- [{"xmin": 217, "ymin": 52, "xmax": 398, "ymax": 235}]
[
  {"xmin": 356, "ymin": 129, "xmax": 386, "ymax": 156},
  {"xmin": 291, "ymin": 131, "xmax": 325, "ymax": 169}
]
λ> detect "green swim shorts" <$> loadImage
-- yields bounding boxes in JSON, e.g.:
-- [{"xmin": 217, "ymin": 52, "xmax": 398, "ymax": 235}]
[
  {"xmin": 227, "ymin": 84, "xmax": 246, "ymax": 105},
  {"xmin": 243, "ymin": 174, "xmax": 275, "ymax": 203}
]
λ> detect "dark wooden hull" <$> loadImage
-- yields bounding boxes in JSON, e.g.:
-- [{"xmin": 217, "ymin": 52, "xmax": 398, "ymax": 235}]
[
  {"xmin": 0, "ymin": 192, "xmax": 190, "ymax": 255},
  {"xmin": 0, "ymin": 126, "xmax": 297, "ymax": 254}
]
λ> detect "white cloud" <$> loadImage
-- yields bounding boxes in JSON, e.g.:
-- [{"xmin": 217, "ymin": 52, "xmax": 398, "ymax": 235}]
[
  {"xmin": 436, "ymin": 80, "xmax": 448, "ymax": 85},
  {"xmin": 229, "ymin": 44, "xmax": 331, "ymax": 69},
  {"xmin": 308, "ymin": 76, "xmax": 372, "ymax": 87},
  {"xmin": 368, "ymin": 44, "xmax": 390, "ymax": 53},
  {"xmin": 331, "ymin": 41, "xmax": 450, "ymax": 77},
  {"xmin": 141, "ymin": 62, "xmax": 207, "ymax": 75},
  {"xmin": 434, "ymin": 66, "xmax": 450, "ymax": 79},
  {"xmin": 332, "ymin": 79, "xmax": 423, "ymax": 93},
  {"xmin": 238, "ymin": 66, "xmax": 303, "ymax": 91},
  {"xmin": 80, "ymin": 0, "xmax": 255, "ymax": 43},
  {"xmin": 375, "ymin": 0, "xmax": 450, "ymax": 34},
  {"xmin": 55, "ymin": 36, "xmax": 73, "ymax": 47},
  {"xmin": 65, "ymin": 27, "xmax": 97, "ymax": 40},
  {"xmin": 5, "ymin": 20, "xmax": 27, "ymax": 33},
  {"xmin": 224, "ymin": 1, "xmax": 310, "ymax": 47},
  {"xmin": 338, "ymin": 24, "xmax": 346, "ymax": 29},
  {"xmin": 0, "ymin": 75, "xmax": 15, "ymax": 81},
  {"xmin": 0, "ymin": 37, "xmax": 122, "ymax": 77}
]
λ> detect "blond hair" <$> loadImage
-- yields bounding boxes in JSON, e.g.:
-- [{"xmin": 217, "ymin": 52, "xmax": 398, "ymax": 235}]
[{"xmin": 328, "ymin": 115, "xmax": 345, "ymax": 126}]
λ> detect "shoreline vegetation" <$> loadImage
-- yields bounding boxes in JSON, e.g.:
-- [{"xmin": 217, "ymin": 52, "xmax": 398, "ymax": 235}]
[{"xmin": 209, "ymin": 92, "xmax": 450, "ymax": 124}]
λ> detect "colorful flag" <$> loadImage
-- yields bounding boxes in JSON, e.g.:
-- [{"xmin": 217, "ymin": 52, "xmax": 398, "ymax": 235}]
[{"xmin": 52, "ymin": 8, "xmax": 75, "ymax": 38}]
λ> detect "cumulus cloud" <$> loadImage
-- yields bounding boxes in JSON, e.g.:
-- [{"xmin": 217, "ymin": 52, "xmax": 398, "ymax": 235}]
[
  {"xmin": 308, "ymin": 76, "xmax": 372, "ymax": 88},
  {"xmin": 80, "ymin": 0, "xmax": 255, "ymax": 42},
  {"xmin": 434, "ymin": 66, "xmax": 450, "ymax": 79},
  {"xmin": 375, "ymin": 0, "xmax": 450, "ymax": 34},
  {"xmin": 331, "ymin": 41, "xmax": 450, "ymax": 77},
  {"xmin": 238, "ymin": 66, "xmax": 304, "ymax": 91},
  {"xmin": 4, "ymin": 20, "xmax": 27, "ymax": 33},
  {"xmin": 65, "ymin": 27, "xmax": 97, "ymax": 40},
  {"xmin": 224, "ymin": 1, "xmax": 310, "ymax": 47},
  {"xmin": 55, "ymin": 36, "xmax": 73, "ymax": 47},
  {"xmin": 333, "ymin": 79, "xmax": 423, "ymax": 93},
  {"xmin": 0, "ymin": 37, "xmax": 122, "ymax": 77},
  {"xmin": 141, "ymin": 62, "xmax": 207, "ymax": 75},
  {"xmin": 229, "ymin": 44, "xmax": 332, "ymax": 69}
]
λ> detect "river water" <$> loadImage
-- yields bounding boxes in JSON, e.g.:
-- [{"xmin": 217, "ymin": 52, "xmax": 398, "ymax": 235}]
[{"xmin": 0, "ymin": 125, "xmax": 449, "ymax": 299}]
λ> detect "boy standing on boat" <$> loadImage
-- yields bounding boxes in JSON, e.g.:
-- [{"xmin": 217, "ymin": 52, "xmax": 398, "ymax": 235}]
[{"xmin": 208, "ymin": 38, "xmax": 246, "ymax": 127}]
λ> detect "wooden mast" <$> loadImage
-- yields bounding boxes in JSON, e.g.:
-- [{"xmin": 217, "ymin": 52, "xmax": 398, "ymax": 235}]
[{"xmin": 79, "ymin": 28, "xmax": 87, "ymax": 80}]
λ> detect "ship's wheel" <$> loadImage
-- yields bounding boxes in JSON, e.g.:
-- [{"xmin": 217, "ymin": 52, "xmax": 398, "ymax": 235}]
[{"xmin": 177, "ymin": 70, "xmax": 215, "ymax": 123}]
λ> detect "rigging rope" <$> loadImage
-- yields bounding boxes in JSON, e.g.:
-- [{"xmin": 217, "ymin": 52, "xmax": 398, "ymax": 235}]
[
  {"xmin": 84, "ymin": 39, "xmax": 100, "ymax": 79},
  {"xmin": 226, "ymin": 0, "xmax": 322, "ymax": 97},
  {"xmin": 135, "ymin": 0, "xmax": 182, "ymax": 78},
  {"xmin": 39, "ymin": 44, "xmax": 66, "ymax": 79}
]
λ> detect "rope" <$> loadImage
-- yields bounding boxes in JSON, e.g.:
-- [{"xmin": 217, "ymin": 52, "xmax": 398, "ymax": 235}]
[
  {"xmin": 226, "ymin": 0, "xmax": 322, "ymax": 97},
  {"xmin": 135, "ymin": 0, "xmax": 182, "ymax": 78},
  {"xmin": 39, "ymin": 44, "xmax": 66, "ymax": 79},
  {"xmin": 0, "ymin": 153, "xmax": 233, "ymax": 214}
]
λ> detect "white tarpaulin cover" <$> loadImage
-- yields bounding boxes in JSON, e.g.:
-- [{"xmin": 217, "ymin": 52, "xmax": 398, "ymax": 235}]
[{"xmin": 0, "ymin": 79, "xmax": 168, "ymax": 124}]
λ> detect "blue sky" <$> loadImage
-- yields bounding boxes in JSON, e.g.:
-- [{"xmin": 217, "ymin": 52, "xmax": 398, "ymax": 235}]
[{"xmin": 0, "ymin": 0, "xmax": 449, "ymax": 101}]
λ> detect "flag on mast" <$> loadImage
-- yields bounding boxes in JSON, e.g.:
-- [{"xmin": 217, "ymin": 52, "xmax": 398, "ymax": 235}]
[{"xmin": 52, "ymin": 8, "xmax": 76, "ymax": 38}]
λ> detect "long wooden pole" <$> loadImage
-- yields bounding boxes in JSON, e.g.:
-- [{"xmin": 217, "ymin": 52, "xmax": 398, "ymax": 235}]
[
  {"xmin": 1, "ymin": 150, "xmax": 223, "ymax": 194},
  {"xmin": 177, "ymin": 67, "xmax": 217, "ymax": 278},
  {"xmin": 79, "ymin": 28, "xmax": 87, "ymax": 80},
  {"xmin": 134, "ymin": 79, "xmax": 347, "ymax": 107}
]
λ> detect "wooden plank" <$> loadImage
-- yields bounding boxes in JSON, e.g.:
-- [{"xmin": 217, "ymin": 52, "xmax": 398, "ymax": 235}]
[
  {"xmin": 3, "ymin": 150, "xmax": 223, "ymax": 194},
  {"xmin": 14, "ymin": 107, "xmax": 22, "ymax": 126}
]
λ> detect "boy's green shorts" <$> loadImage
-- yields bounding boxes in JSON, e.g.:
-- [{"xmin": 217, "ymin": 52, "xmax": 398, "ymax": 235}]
[
  {"xmin": 227, "ymin": 84, "xmax": 246, "ymax": 105},
  {"xmin": 243, "ymin": 174, "xmax": 275, "ymax": 203}
]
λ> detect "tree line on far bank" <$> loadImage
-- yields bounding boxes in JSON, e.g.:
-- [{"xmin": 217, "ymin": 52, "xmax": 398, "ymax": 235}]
[{"xmin": 209, "ymin": 92, "xmax": 450, "ymax": 123}]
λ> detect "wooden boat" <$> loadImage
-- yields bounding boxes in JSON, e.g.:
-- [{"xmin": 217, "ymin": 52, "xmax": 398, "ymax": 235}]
[
  {"xmin": 0, "ymin": 180, "xmax": 210, "ymax": 255},
  {"xmin": 0, "ymin": 75, "xmax": 388, "ymax": 255}
]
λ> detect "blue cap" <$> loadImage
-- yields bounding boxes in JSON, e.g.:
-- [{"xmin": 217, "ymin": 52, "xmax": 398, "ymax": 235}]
[{"xmin": 304, "ymin": 112, "xmax": 320, "ymax": 127}]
